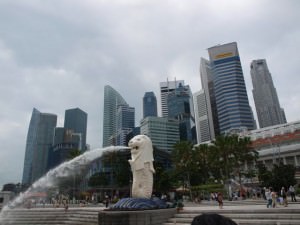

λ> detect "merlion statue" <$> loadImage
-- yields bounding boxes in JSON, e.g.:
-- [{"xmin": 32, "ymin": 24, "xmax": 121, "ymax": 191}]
[
  {"xmin": 110, "ymin": 135, "xmax": 168, "ymax": 210},
  {"xmin": 128, "ymin": 134, "xmax": 155, "ymax": 199}
]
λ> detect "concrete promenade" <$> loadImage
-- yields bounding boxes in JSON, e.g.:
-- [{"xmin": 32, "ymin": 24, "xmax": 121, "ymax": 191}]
[
  {"xmin": 165, "ymin": 199, "xmax": 300, "ymax": 225},
  {"xmin": 1, "ymin": 199, "xmax": 300, "ymax": 225}
]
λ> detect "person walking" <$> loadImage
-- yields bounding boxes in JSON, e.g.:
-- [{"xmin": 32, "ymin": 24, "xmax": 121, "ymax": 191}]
[
  {"xmin": 266, "ymin": 188, "xmax": 272, "ymax": 208},
  {"xmin": 281, "ymin": 187, "xmax": 288, "ymax": 207},
  {"xmin": 289, "ymin": 185, "xmax": 297, "ymax": 202},
  {"xmin": 271, "ymin": 189, "xmax": 277, "ymax": 208},
  {"xmin": 217, "ymin": 192, "xmax": 223, "ymax": 209}
]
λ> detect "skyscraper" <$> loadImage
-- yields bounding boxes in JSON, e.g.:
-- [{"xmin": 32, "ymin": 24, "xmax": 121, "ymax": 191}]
[
  {"xmin": 140, "ymin": 116, "xmax": 179, "ymax": 152},
  {"xmin": 64, "ymin": 108, "xmax": 88, "ymax": 151},
  {"xmin": 193, "ymin": 90, "xmax": 212, "ymax": 143},
  {"xmin": 47, "ymin": 127, "xmax": 77, "ymax": 170},
  {"xmin": 160, "ymin": 80, "xmax": 184, "ymax": 117},
  {"xmin": 196, "ymin": 57, "xmax": 219, "ymax": 142},
  {"xmin": 167, "ymin": 83, "xmax": 194, "ymax": 142},
  {"xmin": 102, "ymin": 85, "xmax": 127, "ymax": 147},
  {"xmin": 22, "ymin": 108, "xmax": 57, "ymax": 185},
  {"xmin": 116, "ymin": 104, "xmax": 135, "ymax": 146},
  {"xmin": 143, "ymin": 92, "xmax": 158, "ymax": 118},
  {"xmin": 208, "ymin": 42, "xmax": 255, "ymax": 134},
  {"xmin": 250, "ymin": 59, "xmax": 287, "ymax": 128}
]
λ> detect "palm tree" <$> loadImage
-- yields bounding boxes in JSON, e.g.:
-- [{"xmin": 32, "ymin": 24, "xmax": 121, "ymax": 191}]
[
  {"xmin": 194, "ymin": 144, "xmax": 211, "ymax": 184},
  {"xmin": 172, "ymin": 141, "xmax": 194, "ymax": 200}
]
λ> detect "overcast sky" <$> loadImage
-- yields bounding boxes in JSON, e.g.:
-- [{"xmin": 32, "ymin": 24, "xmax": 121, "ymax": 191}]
[{"xmin": 0, "ymin": 0, "xmax": 300, "ymax": 188}]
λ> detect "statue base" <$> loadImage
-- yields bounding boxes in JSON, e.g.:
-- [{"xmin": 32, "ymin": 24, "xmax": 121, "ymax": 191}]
[
  {"xmin": 108, "ymin": 197, "xmax": 169, "ymax": 210},
  {"xmin": 98, "ymin": 208, "xmax": 176, "ymax": 225}
]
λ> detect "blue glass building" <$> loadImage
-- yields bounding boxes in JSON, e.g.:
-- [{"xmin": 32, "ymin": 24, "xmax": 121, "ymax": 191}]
[
  {"xmin": 143, "ymin": 92, "xmax": 157, "ymax": 118},
  {"xmin": 208, "ymin": 42, "xmax": 255, "ymax": 134},
  {"xmin": 64, "ymin": 108, "xmax": 88, "ymax": 151},
  {"xmin": 22, "ymin": 108, "xmax": 57, "ymax": 185},
  {"xmin": 167, "ymin": 83, "xmax": 194, "ymax": 142},
  {"xmin": 116, "ymin": 104, "xmax": 135, "ymax": 146}
]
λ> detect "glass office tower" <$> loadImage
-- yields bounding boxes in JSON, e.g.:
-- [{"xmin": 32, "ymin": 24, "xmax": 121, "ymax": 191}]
[
  {"xmin": 64, "ymin": 108, "xmax": 88, "ymax": 151},
  {"xmin": 116, "ymin": 104, "xmax": 135, "ymax": 146},
  {"xmin": 143, "ymin": 92, "xmax": 158, "ymax": 118},
  {"xmin": 160, "ymin": 80, "xmax": 184, "ymax": 117},
  {"xmin": 102, "ymin": 85, "xmax": 127, "ymax": 147},
  {"xmin": 208, "ymin": 42, "xmax": 255, "ymax": 134},
  {"xmin": 22, "ymin": 108, "xmax": 57, "ymax": 185}
]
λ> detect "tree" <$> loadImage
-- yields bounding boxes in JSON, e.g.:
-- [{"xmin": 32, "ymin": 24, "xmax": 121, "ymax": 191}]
[
  {"xmin": 231, "ymin": 135, "xmax": 258, "ymax": 186},
  {"xmin": 210, "ymin": 135, "xmax": 235, "ymax": 180},
  {"xmin": 210, "ymin": 135, "xmax": 258, "ymax": 182},
  {"xmin": 153, "ymin": 161, "xmax": 173, "ymax": 193},
  {"xmin": 257, "ymin": 163, "xmax": 272, "ymax": 188},
  {"xmin": 193, "ymin": 144, "xmax": 211, "ymax": 184},
  {"xmin": 258, "ymin": 163, "xmax": 296, "ymax": 191},
  {"xmin": 172, "ymin": 141, "xmax": 195, "ymax": 198},
  {"xmin": 101, "ymin": 151, "xmax": 131, "ymax": 187},
  {"xmin": 88, "ymin": 172, "xmax": 109, "ymax": 187},
  {"xmin": 68, "ymin": 149, "xmax": 82, "ymax": 160}
]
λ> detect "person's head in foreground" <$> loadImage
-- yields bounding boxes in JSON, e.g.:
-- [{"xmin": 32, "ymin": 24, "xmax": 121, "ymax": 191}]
[{"xmin": 191, "ymin": 213, "xmax": 237, "ymax": 225}]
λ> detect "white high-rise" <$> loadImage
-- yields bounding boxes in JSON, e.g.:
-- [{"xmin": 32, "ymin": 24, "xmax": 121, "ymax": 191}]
[
  {"xmin": 193, "ymin": 58, "xmax": 217, "ymax": 143},
  {"xmin": 193, "ymin": 90, "xmax": 212, "ymax": 143}
]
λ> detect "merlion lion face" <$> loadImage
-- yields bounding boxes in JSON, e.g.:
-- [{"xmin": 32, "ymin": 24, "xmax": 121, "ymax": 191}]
[
  {"xmin": 128, "ymin": 135, "xmax": 153, "ymax": 162},
  {"xmin": 129, "ymin": 135, "xmax": 149, "ymax": 156}
]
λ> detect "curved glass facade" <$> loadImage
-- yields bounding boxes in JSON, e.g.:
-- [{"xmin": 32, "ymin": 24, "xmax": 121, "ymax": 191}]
[{"xmin": 102, "ymin": 85, "xmax": 127, "ymax": 147}]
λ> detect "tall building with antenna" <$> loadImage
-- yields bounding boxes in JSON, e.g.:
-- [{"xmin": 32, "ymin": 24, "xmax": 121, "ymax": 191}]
[{"xmin": 250, "ymin": 59, "xmax": 287, "ymax": 128}]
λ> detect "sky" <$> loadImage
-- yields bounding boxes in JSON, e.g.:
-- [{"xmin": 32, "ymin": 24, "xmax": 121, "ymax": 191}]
[{"xmin": 0, "ymin": 0, "xmax": 300, "ymax": 188}]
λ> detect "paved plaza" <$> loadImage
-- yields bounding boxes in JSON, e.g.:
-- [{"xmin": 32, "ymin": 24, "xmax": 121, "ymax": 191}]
[{"xmin": 1, "ymin": 199, "xmax": 300, "ymax": 225}]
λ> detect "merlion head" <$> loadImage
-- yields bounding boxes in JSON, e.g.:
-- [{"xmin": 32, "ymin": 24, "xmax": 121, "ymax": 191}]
[{"xmin": 128, "ymin": 135, "xmax": 154, "ymax": 164}]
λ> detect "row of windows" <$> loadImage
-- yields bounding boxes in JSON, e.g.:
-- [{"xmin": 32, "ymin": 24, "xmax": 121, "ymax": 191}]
[
  {"xmin": 213, "ymin": 68, "xmax": 243, "ymax": 78},
  {"xmin": 217, "ymin": 102, "xmax": 251, "ymax": 114},
  {"xmin": 213, "ymin": 56, "xmax": 241, "ymax": 65}
]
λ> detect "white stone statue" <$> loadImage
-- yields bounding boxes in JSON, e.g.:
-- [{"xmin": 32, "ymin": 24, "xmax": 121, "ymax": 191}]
[{"xmin": 128, "ymin": 135, "xmax": 155, "ymax": 199}]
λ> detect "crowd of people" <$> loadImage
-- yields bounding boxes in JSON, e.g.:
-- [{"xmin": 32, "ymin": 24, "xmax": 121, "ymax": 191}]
[{"xmin": 264, "ymin": 185, "xmax": 297, "ymax": 208}]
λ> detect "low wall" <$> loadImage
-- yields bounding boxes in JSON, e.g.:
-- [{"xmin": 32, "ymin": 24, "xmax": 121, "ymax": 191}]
[{"xmin": 98, "ymin": 208, "xmax": 177, "ymax": 225}]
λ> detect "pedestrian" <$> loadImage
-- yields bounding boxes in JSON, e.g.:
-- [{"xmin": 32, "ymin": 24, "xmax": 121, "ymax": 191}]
[
  {"xmin": 62, "ymin": 197, "xmax": 69, "ymax": 211},
  {"xmin": 191, "ymin": 213, "xmax": 237, "ymax": 225},
  {"xmin": 271, "ymin": 189, "xmax": 277, "ymax": 208},
  {"xmin": 104, "ymin": 194, "xmax": 109, "ymax": 208},
  {"xmin": 281, "ymin": 187, "xmax": 288, "ymax": 207},
  {"xmin": 217, "ymin": 192, "xmax": 223, "ymax": 209},
  {"xmin": 289, "ymin": 185, "xmax": 297, "ymax": 202},
  {"xmin": 265, "ymin": 187, "xmax": 272, "ymax": 208}
]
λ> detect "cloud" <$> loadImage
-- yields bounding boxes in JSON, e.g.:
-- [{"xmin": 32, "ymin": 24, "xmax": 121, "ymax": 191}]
[{"xmin": 0, "ymin": 0, "xmax": 300, "ymax": 188}]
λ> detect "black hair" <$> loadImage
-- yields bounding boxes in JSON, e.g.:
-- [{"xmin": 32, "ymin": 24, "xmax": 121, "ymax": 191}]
[{"xmin": 191, "ymin": 213, "xmax": 237, "ymax": 225}]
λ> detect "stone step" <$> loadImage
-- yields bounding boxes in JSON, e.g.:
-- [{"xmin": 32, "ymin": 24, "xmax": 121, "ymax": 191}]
[
  {"xmin": 163, "ymin": 207, "xmax": 300, "ymax": 225},
  {"xmin": 164, "ymin": 220, "xmax": 300, "ymax": 225},
  {"xmin": 175, "ymin": 213, "xmax": 300, "ymax": 220},
  {"xmin": 0, "ymin": 208, "xmax": 99, "ymax": 225}
]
